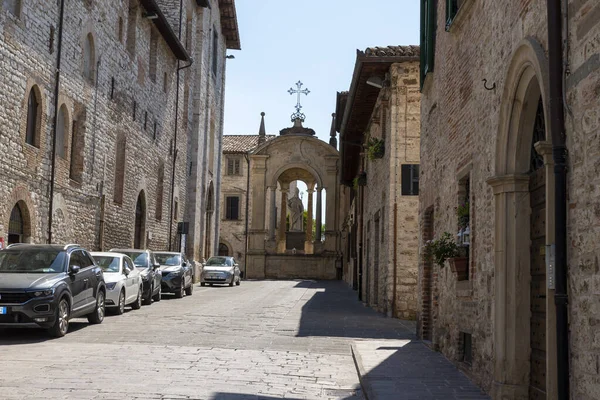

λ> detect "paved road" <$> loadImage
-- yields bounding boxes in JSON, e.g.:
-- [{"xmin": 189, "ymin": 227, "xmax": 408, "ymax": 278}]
[{"xmin": 0, "ymin": 280, "xmax": 415, "ymax": 400}]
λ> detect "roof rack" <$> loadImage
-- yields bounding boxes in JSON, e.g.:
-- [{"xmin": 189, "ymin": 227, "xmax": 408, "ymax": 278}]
[
  {"xmin": 63, "ymin": 244, "xmax": 81, "ymax": 250},
  {"xmin": 6, "ymin": 243, "xmax": 30, "ymax": 249}
]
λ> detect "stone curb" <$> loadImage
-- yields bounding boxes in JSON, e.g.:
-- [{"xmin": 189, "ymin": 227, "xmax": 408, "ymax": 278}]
[{"xmin": 351, "ymin": 343, "xmax": 374, "ymax": 400}]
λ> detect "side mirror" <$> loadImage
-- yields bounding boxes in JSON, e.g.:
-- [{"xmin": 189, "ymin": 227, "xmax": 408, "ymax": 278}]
[
  {"xmin": 69, "ymin": 265, "xmax": 81, "ymax": 275},
  {"xmin": 153, "ymin": 263, "xmax": 160, "ymax": 270},
  {"xmin": 124, "ymin": 268, "xmax": 130, "ymax": 276}
]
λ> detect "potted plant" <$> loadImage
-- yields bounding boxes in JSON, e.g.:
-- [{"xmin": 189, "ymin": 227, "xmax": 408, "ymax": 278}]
[
  {"xmin": 366, "ymin": 137, "xmax": 385, "ymax": 160},
  {"xmin": 448, "ymin": 246, "xmax": 469, "ymax": 281},
  {"xmin": 424, "ymin": 232, "xmax": 460, "ymax": 267}
]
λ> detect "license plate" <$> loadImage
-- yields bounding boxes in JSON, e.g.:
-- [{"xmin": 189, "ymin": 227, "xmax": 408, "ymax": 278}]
[{"xmin": 0, "ymin": 307, "xmax": 6, "ymax": 315}]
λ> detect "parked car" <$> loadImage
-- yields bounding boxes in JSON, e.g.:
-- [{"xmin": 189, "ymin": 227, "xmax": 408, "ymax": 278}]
[
  {"xmin": 200, "ymin": 256, "xmax": 241, "ymax": 287},
  {"xmin": 91, "ymin": 252, "xmax": 143, "ymax": 314},
  {"xmin": 0, "ymin": 244, "xmax": 106, "ymax": 337},
  {"xmin": 154, "ymin": 251, "xmax": 194, "ymax": 298},
  {"xmin": 109, "ymin": 249, "xmax": 161, "ymax": 305}
]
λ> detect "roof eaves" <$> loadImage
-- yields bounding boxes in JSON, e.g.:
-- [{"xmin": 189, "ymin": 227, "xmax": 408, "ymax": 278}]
[
  {"xmin": 140, "ymin": 0, "xmax": 191, "ymax": 61},
  {"xmin": 219, "ymin": 0, "xmax": 241, "ymax": 50}
]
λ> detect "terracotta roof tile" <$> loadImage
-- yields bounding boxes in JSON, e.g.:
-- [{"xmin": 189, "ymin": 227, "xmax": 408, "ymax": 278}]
[
  {"xmin": 223, "ymin": 135, "xmax": 276, "ymax": 153},
  {"xmin": 363, "ymin": 45, "xmax": 420, "ymax": 58}
]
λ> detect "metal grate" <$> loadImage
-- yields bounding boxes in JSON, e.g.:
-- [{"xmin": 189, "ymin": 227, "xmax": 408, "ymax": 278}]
[{"xmin": 530, "ymin": 98, "xmax": 546, "ymax": 172}]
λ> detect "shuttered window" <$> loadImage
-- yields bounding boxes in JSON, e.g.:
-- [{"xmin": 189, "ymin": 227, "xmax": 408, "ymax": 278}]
[
  {"xmin": 401, "ymin": 165, "xmax": 420, "ymax": 196},
  {"xmin": 446, "ymin": 0, "xmax": 461, "ymax": 30},
  {"xmin": 226, "ymin": 196, "xmax": 240, "ymax": 220},
  {"xmin": 227, "ymin": 158, "xmax": 241, "ymax": 175},
  {"xmin": 420, "ymin": 0, "xmax": 437, "ymax": 90}
]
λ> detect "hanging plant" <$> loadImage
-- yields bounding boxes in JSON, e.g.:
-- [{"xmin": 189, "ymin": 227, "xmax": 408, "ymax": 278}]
[
  {"xmin": 424, "ymin": 232, "xmax": 461, "ymax": 267},
  {"xmin": 366, "ymin": 137, "xmax": 385, "ymax": 160},
  {"xmin": 353, "ymin": 171, "xmax": 367, "ymax": 189}
]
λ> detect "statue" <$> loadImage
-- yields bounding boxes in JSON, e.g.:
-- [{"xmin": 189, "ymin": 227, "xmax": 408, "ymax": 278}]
[{"xmin": 288, "ymin": 188, "xmax": 304, "ymax": 232}]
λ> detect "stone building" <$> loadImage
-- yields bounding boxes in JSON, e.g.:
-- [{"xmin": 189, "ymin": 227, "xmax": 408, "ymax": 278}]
[
  {"xmin": 417, "ymin": 1, "xmax": 599, "ymax": 399},
  {"xmin": 336, "ymin": 46, "xmax": 421, "ymax": 319},
  {"xmin": 0, "ymin": 0, "xmax": 239, "ymax": 261}
]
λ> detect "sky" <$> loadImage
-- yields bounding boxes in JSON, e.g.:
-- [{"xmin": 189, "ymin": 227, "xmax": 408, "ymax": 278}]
[{"xmin": 223, "ymin": 0, "xmax": 421, "ymax": 213}]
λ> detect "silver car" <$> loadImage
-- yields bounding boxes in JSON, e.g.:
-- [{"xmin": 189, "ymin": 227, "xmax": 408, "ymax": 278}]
[
  {"xmin": 200, "ymin": 256, "xmax": 241, "ymax": 287},
  {"xmin": 91, "ymin": 252, "xmax": 143, "ymax": 314}
]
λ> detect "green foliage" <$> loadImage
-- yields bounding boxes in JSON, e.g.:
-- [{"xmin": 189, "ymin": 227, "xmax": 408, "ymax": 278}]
[
  {"xmin": 457, "ymin": 201, "xmax": 469, "ymax": 229},
  {"xmin": 424, "ymin": 232, "xmax": 460, "ymax": 267},
  {"xmin": 366, "ymin": 137, "xmax": 385, "ymax": 160}
]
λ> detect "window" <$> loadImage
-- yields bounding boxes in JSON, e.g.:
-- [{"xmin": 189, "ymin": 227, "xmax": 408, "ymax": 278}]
[
  {"xmin": 83, "ymin": 33, "xmax": 95, "ymax": 83},
  {"xmin": 110, "ymin": 77, "xmax": 115, "ymax": 99},
  {"xmin": 25, "ymin": 88, "xmax": 40, "ymax": 147},
  {"xmin": 218, "ymin": 243, "xmax": 229, "ymax": 256},
  {"xmin": 149, "ymin": 28, "xmax": 158, "ymax": 82},
  {"xmin": 446, "ymin": 0, "xmax": 461, "ymax": 30},
  {"xmin": 460, "ymin": 332, "xmax": 473, "ymax": 365},
  {"xmin": 212, "ymin": 29, "xmax": 218, "ymax": 76},
  {"xmin": 227, "ymin": 157, "xmax": 241, "ymax": 176},
  {"xmin": 401, "ymin": 164, "xmax": 419, "ymax": 195},
  {"xmin": 56, "ymin": 105, "xmax": 68, "ymax": 158},
  {"xmin": 114, "ymin": 134, "xmax": 126, "ymax": 203},
  {"xmin": 163, "ymin": 72, "xmax": 168, "ymax": 93},
  {"xmin": 8, "ymin": 203, "xmax": 24, "ymax": 244},
  {"xmin": 420, "ymin": 0, "xmax": 437, "ymax": 89},
  {"xmin": 3, "ymin": 0, "xmax": 20, "ymax": 18},
  {"xmin": 118, "ymin": 17, "xmax": 124, "ymax": 43},
  {"xmin": 126, "ymin": 0, "xmax": 137, "ymax": 56},
  {"xmin": 225, "ymin": 196, "xmax": 240, "ymax": 220},
  {"xmin": 156, "ymin": 162, "xmax": 164, "ymax": 220},
  {"xmin": 185, "ymin": 17, "xmax": 192, "ymax": 51},
  {"xmin": 173, "ymin": 199, "xmax": 179, "ymax": 221}
]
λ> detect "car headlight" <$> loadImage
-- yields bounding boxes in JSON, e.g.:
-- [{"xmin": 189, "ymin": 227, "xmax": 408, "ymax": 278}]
[
  {"xmin": 32, "ymin": 289, "xmax": 54, "ymax": 297},
  {"xmin": 106, "ymin": 282, "xmax": 117, "ymax": 290}
]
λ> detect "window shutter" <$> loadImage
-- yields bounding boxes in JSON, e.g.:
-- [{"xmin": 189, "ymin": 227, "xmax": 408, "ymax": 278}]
[
  {"xmin": 401, "ymin": 165, "xmax": 411, "ymax": 195},
  {"xmin": 401, "ymin": 165, "xmax": 420, "ymax": 196},
  {"xmin": 420, "ymin": 0, "xmax": 437, "ymax": 90},
  {"xmin": 412, "ymin": 165, "xmax": 420, "ymax": 195},
  {"xmin": 234, "ymin": 159, "xmax": 240, "ymax": 175},
  {"xmin": 232, "ymin": 197, "xmax": 239, "ymax": 220},
  {"xmin": 227, "ymin": 158, "xmax": 234, "ymax": 175}
]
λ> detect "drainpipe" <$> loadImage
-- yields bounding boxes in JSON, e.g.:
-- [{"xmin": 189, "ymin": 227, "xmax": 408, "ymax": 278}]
[
  {"xmin": 358, "ymin": 156, "xmax": 365, "ymax": 301},
  {"xmin": 243, "ymin": 152, "xmax": 250, "ymax": 279},
  {"xmin": 547, "ymin": 1, "xmax": 569, "ymax": 398},
  {"xmin": 168, "ymin": 0, "xmax": 193, "ymax": 250},
  {"xmin": 47, "ymin": 0, "xmax": 66, "ymax": 244},
  {"xmin": 213, "ymin": 54, "xmax": 228, "ymax": 256}
]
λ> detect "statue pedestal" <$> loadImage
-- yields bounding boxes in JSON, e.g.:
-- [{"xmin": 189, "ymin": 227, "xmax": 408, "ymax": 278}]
[
  {"xmin": 286, "ymin": 231, "xmax": 305, "ymax": 251},
  {"xmin": 304, "ymin": 241, "xmax": 314, "ymax": 255}
]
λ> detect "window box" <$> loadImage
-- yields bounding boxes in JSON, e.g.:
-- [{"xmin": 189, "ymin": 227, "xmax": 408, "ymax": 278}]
[{"xmin": 366, "ymin": 138, "xmax": 385, "ymax": 160}]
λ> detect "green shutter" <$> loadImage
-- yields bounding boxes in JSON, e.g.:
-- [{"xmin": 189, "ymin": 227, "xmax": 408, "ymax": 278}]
[{"xmin": 420, "ymin": 0, "xmax": 437, "ymax": 91}]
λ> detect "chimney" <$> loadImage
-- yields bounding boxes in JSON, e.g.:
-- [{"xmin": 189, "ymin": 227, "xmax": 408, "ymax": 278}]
[{"xmin": 258, "ymin": 112, "xmax": 266, "ymax": 146}]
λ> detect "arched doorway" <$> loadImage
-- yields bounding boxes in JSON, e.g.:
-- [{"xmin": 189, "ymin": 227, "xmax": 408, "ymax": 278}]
[
  {"xmin": 8, "ymin": 203, "xmax": 25, "ymax": 244},
  {"xmin": 134, "ymin": 191, "xmax": 146, "ymax": 249},
  {"xmin": 218, "ymin": 243, "xmax": 229, "ymax": 256},
  {"xmin": 204, "ymin": 182, "xmax": 214, "ymax": 259}
]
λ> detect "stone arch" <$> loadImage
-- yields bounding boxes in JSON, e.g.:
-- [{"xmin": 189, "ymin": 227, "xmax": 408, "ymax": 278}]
[
  {"xmin": 56, "ymin": 103, "xmax": 70, "ymax": 159},
  {"xmin": 218, "ymin": 240, "xmax": 232, "ymax": 256},
  {"xmin": 22, "ymin": 83, "xmax": 45, "ymax": 149},
  {"xmin": 82, "ymin": 31, "xmax": 97, "ymax": 83},
  {"xmin": 488, "ymin": 37, "xmax": 555, "ymax": 400},
  {"xmin": 271, "ymin": 164, "xmax": 322, "ymax": 188},
  {"xmin": 5, "ymin": 185, "xmax": 36, "ymax": 244}
]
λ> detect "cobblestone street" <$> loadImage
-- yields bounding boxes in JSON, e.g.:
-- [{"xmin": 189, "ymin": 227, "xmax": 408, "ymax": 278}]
[{"xmin": 0, "ymin": 280, "xmax": 486, "ymax": 399}]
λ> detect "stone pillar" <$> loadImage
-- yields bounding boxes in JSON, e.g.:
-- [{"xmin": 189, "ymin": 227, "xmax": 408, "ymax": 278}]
[
  {"xmin": 305, "ymin": 186, "xmax": 314, "ymax": 254},
  {"xmin": 487, "ymin": 174, "xmax": 531, "ymax": 400},
  {"xmin": 316, "ymin": 187, "xmax": 323, "ymax": 241},
  {"xmin": 269, "ymin": 186, "xmax": 277, "ymax": 240},
  {"xmin": 277, "ymin": 184, "xmax": 289, "ymax": 253}
]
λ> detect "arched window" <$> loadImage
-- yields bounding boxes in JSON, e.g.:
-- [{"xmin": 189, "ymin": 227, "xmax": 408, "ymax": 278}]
[
  {"xmin": 126, "ymin": 0, "xmax": 137, "ymax": 56},
  {"xmin": 149, "ymin": 28, "xmax": 158, "ymax": 82},
  {"xmin": 218, "ymin": 243, "xmax": 229, "ymax": 256},
  {"xmin": 113, "ymin": 134, "xmax": 126, "ymax": 204},
  {"xmin": 8, "ymin": 203, "xmax": 24, "ymax": 244},
  {"xmin": 70, "ymin": 110, "xmax": 85, "ymax": 182},
  {"xmin": 117, "ymin": 17, "xmax": 124, "ymax": 43},
  {"xmin": 134, "ymin": 191, "xmax": 146, "ymax": 249},
  {"xmin": 25, "ymin": 88, "xmax": 40, "ymax": 147},
  {"xmin": 56, "ymin": 105, "xmax": 68, "ymax": 158},
  {"xmin": 156, "ymin": 162, "xmax": 164, "ymax": 220},
  {"xmin": 83, "ymin": 33, "xmax": 95, "ymax": 82}
]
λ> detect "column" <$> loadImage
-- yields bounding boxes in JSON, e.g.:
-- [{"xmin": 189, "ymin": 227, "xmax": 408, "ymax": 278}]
[
  {"xmin": 269, "ymin": 186, "xmax": 277, "ymax": 240},
  {"xmin": 277, "ymin": 184, "xmax": 288, "ymax": 253},
  {"xmin": 306, "ymin": 188, "xmax": 314, "ymax": 242},
  {"xmin": 316, "ymin": 187, "xmax": 323, "ymax": 241}
]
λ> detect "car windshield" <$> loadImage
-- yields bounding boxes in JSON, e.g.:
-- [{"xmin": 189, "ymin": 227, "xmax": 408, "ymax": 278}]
[
  {"xmin": 119, "ymin": 252, "xmax": 148, "ymax": 268},
  {"xmin": 0, "ymin": 249, "xmax": 66, "ymax": 273},
  {"xmin": 205, "ymin": 257, "xmax": 229, "ymax": 266},
  {"xmin": 155, "ymin": 254, "xmax": 181, "ymax": 266},
  {"xmin": 95, "ymin": 256, "xmax": 120, "ymax": 273}
]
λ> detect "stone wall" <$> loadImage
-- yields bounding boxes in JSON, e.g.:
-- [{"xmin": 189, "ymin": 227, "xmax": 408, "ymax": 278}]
[
  {"xmin": 418, "ymin": 0, "xmax": 600, "ymax": 397},
  {"xmin": 358, "ymin": 61, "xmax": 421, "ymax": 319}
]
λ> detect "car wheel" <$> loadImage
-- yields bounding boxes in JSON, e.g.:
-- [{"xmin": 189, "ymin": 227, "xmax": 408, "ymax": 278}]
[
  {"xmin": 185, "ymin": 280, "xmax": 193, "ymax": 296},
  {"xmin": 229, "ymin": 277, "xmax": 234, "ymax": 287},
  {"xmin": 143, "ymin": 285, "xmax": 153, "ymax": 305},
  {"xmin": 200, "ymin": 282, "xmax": 206, "ymax": 287},
  {"xmin": 87, "ymin": 290, "xmax": 105, "ymax": 324},
  {"xmin": 131, "ymin": 286, "xmax": 142, "ymax": 310},
  {"xmin": 175, "ymin": 283, "xmax": 184, "ymax": 298},
  {"xmin": 153, "ymin": 283, "xmax": 162, "ymax": 302},
  {"xmin": 115, "ymin": 289, "xmax": 125, "ymax": 315},
  {"xmin": 48, "ymin": 298, "xmax": 70, "ymax": 338},
  {"xmin": 235, "ymin": 277, "xmax": 240, "ymax": 286}
]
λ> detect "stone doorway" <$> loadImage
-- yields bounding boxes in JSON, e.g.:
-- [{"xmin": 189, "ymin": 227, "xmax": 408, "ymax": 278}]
[
  {"xmin": 8, "ymin": 203, "xmax": 26, "ymax": 244},
  {"xmin": 134, "ymin": 191, "xmax": 146, "ymax": 249}
]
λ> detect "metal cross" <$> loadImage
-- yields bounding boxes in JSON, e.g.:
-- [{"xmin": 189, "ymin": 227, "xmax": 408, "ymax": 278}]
[{"xmin": 288, "ymin": 80, "xmax": 310, "ymax": 121}]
